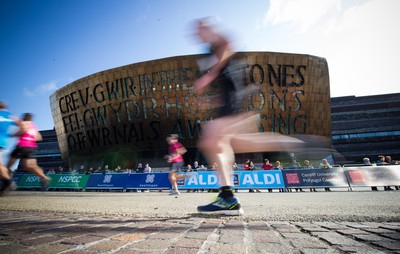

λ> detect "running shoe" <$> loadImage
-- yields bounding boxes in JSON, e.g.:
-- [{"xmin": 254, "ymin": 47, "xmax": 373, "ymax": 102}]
[
  {"xmin": 197, "ymin": 196, "xmax": 244, "ymax": 215},
  {"xmin": 0, "ymin": 179, "xmax": 12, "ymax": 195},
  {"xmin": 169, "ymin": 190, "xmax": 180, "ymax": 195},
  {"xmin": 41, "ymin": 176, "xmax": 51, "ymax": 191}
]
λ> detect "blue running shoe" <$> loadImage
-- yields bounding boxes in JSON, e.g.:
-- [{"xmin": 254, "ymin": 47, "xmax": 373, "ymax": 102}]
[{"xmin": 197, "ymin": 196, "xmax": 244, "ymax": 215}]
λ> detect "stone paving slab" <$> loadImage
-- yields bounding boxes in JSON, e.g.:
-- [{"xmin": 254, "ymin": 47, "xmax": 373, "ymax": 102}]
[{"xmin": 0, "ymin": 211, "xmax": 399, "ymax": 254}]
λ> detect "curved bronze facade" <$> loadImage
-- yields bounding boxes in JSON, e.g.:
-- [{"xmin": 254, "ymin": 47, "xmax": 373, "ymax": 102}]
[{"xmin": 50, "ymin": 52, "xmax": 330, "ymax": 168}]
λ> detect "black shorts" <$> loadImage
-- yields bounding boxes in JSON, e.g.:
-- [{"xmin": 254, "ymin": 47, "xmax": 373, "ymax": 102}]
[
  {"xmin": 11, "ymin": 146, "xmax": 37, "ymax": 159},
  {"xmin": 170, "ymin": 161, "xmax": 184, "ymax": 172}
]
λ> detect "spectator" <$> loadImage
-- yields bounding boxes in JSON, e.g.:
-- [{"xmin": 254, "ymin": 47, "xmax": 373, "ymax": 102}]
[
  {"xmin": 362, "ymin": 157, "xmax": 378, "ymax": 191},
  {"xmin": 232, "ymin": 163, "xmax": 239, "ymax": 171},
  {"xmin": 244, "ymin": 159, "xmax": 257, "ymax": 192},
  {"xmin": 289, "ymin": 158, "xmax": 301, "ymax": 168},
  {"xmin": 86, "ymin": 167, "xmax": 94, "ymax": 175},
  {"xmin": 319, "ymin": 159, "xmax": 332, "ymax": 191},
  {"xmin": 385, "ymin": 155, "xmax": 395, "ymax": 165},
  {"xmin": 384, "ymin": 156, "xmax": 396, "ymax": 191},
  {"xmin": 244, "ymin": 159, "xmax": 251, "ymax": 170},
  {"xmin": 136, "ymin": 163, "xmax": 144, "ymax": 173},
  {"xmin": 363, "ymin": 157, "xmax": 374, "ymax": 166},
  {"xmin": 289, "ymin": 158, "xmax": 302, "ymax": 192},
  {"xmin": 274, "ymin": 161, "xmax": 285, "ymax": 192},
  {"xmin": 375, "ymin": 155, "xmax": 394, "ymax": 191},
  {"xmin": 144, "ymin": 163, "xmax": 151, "ymax": 173},
  {"xmin": 303, "ymin": 160, "xmax": 315, "ymax": 192},
  {"xmin": 274, "ymin": 161, "xmax": 283, "ymax": 170},
  {"xmin": 375, "ymin": 155, "xmax": 387, "ymax": 165},
  {"xmin": 47, "ymin": 168, "xmax": 56, "ymax": 174},
  {"xmin": 210, "ymin": 162, "xmax": 218, "ymax": 171},
  {"xmin": 186, "ymin": 164, "xmax": 194, "ymax": 192},
  {"xmin": 143, "ymin": 163, "xmax": 151, "ymax": 192},
  {"xmin": 192, "ymin": 161, "xmax": 200, "ymax": 171},
  {"xmin": 57, "ymin": 166, "xmax": 64, "ymax": 174},
  {"xmin": 114, "ymin": 165, "xmax": 122, "ymax": 172},
  {"xmin": 319, "ymin": 159, "xmax": 332, "ymax": 169},
  {"xmin": 78, "ymin": 165, "xmax": 85, "ymax": 174},
  {"xmin": 303, "ymin": 160, "xmax": 314, "ymax": 169},
  {"xmin": 262, "ymin": 159, "xmax": 273, "ymax": 192},
  {"xmin": 261, "ymin": 159, "xmax": 273, "ymax": 170}
]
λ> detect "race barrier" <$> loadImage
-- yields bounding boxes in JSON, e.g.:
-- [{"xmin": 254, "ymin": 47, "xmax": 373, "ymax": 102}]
[
  {"xmin": 14, "ymin": 165, "xmax": 400, "ymax": 191},
  {"xmin": 344, "ymin": 165, "xmax": 400, "ymax": 187},
  {"xmin": 282, "ymin": 167, "xmax": 350, "ymax": 189}
]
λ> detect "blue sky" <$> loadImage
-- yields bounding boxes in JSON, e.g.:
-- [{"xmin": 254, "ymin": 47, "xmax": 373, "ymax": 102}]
[{"xmin": 0, "ymin": 0, "xmax": 399, "ymax": 131}]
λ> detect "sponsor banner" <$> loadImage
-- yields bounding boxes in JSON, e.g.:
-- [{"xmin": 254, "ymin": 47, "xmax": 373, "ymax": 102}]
[
  {"xmin": 17, "ymin": 174, "xmax": 43, "ymax": 188},
  {"xmin": 48, "ymin": 174, "xmax": 89, "ymax": 189},
  {"xmin": 179, "ymin": 171, "xmax": 285, "ymax": 189},
  {"xmin": 12, "ymin": 174, "xmax": 24, "ymax": 184},
  {"xmin": 282, "ymin": 167, "xmax": 349, "ymax": 188},
  {"xmin": 86, "ymin": 173, "xmax": 129, "ymax": 189},
  {"xmin": 344, "ymin": 166, "xmax": 400, "ymax": 187},
  {"xmin": 126, "ymin": 173, "xmax": 171, "ymax": 189}
]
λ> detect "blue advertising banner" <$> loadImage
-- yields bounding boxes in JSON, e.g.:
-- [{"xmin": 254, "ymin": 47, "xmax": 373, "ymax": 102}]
[
  {"xmin": 282, "ymin": 167, "xmax": 349, "ymax": 188},
  {"xmin": 126, "ymin": 173, "xmax": 171, "ymax": 189},
  {"xmin": 85, "ymin": 173, "xmax": 129, "ymax": 189},
  {"xmin": 179, "ymin": 170, "xmax": 285, "ymax": 189}
]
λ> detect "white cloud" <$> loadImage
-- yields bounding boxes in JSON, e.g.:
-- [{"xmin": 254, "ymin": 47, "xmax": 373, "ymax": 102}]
[
  {"xmin": 317, "ymin": 0, "xmax": 400, "ymax": 96},
  {"xmin": 259, "ymin": 0, "xmax": 400, "ymax": 97},
  {"xmin": 264, "ymin": 0, "xmax": 340, "ymax": 33},
  {"xmin": 23, "ymin": 81, "xmax": 58, "ymax": 97}
]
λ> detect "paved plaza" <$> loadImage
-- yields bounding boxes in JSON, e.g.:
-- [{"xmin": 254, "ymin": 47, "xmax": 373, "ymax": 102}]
[{"xmin": 0, "ymin": 190, "xmax": 399, "ymax": 253}]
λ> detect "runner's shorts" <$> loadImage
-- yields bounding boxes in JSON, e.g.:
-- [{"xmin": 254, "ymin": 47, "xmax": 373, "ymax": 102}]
[
  {"xmin": 170, "ymin": 161, "xmax": 184, "ymax": 172},
  {"xmin": 11, "ymin": 146, "xmax": 37, "ymax": 159}
]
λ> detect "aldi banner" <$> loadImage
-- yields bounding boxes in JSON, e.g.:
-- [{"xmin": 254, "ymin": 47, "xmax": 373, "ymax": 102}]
[
  {"xmin": 344, "ymin": 165, "xmax": 400, "ymax": 187},
  {"xmin": 178, "ymin": 170, "xmax": 285, "ymax": 189},
  {"xmin": 126, "ymin": 173, "xmax": 171, "ymax": 189},
  {"xmin": 282, "ymin": 167, "xmax": 349, "ymax": 188},
  {"xmin": 85, "ymin": 173, "xmax": 129, "ymax": 189}
]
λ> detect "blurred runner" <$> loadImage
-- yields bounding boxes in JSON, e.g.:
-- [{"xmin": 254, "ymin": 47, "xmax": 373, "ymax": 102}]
[
  {"xmin": 7, "ymin": 113, "xmax": 50, "ymax": 190},
  {"xmin": 0, "ymin": 102, "xmax": 17, "ymax": 195},
  {"xmin": 165, "ymin": 134, "xmax": 189, "ymax": 196}
]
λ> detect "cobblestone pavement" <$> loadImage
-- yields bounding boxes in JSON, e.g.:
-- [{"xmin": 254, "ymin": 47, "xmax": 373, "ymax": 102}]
[
  {"xmin": 0, "ymin": 210, "xmax": 399, "ymax": 254},
  {"xmin": 1, "ymin": 191, "xmax": 399, "ymax": 253}
]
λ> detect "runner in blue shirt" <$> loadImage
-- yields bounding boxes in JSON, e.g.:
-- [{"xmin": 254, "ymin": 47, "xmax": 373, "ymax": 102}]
[{"xmin": 0, "ymin": 102, "xmax": 17, "ymax": 194}]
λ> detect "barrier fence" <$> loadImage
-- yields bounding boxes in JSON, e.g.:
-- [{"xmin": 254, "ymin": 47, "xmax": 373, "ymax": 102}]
[{"xmin": 13, "ymin": 165, "xmax": 400, "ymax": 191}]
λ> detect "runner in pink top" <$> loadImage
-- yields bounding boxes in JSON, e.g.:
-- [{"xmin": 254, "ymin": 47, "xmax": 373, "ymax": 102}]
[
  {"xmin": 16, "ymin": 121, "xmax": 38, "ymax": 148},
  {"xmin": 164, "ymin": 134, "xmax": 189, "ymax": 195},
  {"xmin": 7, "ymin": 113, "xmax": 50, "ymax": 189}
]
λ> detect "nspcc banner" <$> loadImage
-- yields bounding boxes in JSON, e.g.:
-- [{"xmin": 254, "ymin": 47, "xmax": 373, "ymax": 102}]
[
  {"xmin": 49, "ymin": 174, "xmax": 89, "ymax": 189},
  {"xmin": 17, "ymin": 174, "xmax": 43, "ymax": 188},
  {"xmin": 17, "ymin": 174, "xmax": 89, "ymax": 189},
  {"xmin": 282, "ymin": 167, "xmax": 349, "ymax": 188},
  {"xmin": 344, "ymin": 165, "xmax": 400, "ymax": 187}
]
